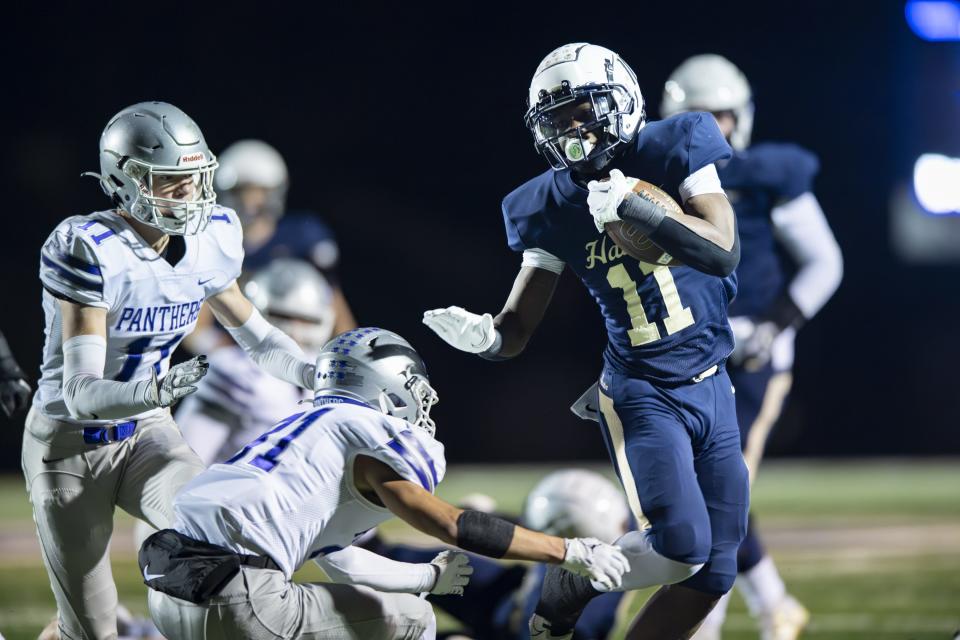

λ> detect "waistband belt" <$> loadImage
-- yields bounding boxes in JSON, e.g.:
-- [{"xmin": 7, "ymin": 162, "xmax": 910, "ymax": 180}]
[{"xmin": 82, "ymin": 420, "xmax": 137, "ymax": 445}]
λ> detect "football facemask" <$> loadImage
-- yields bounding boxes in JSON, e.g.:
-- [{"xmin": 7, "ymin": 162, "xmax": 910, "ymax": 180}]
[{"xmin": 525, "ymin": 82, "xmax": 634, "ymax": 170}]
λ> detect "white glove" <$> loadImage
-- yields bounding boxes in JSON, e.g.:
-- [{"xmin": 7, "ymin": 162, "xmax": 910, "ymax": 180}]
[
  {"xmin": 561, "ymin": 537, "xmax": 629, "ymax": 591},
  {"xmin": 586, "ymin": 168, "xmax": 631, "ymax": 232},
  {"xmin": 151, "ymin": 355, "xmax": 208, "ymax": 408},
  {"xmin": 729, "ymin": 319, "xmax": 780, "ymax": 371},
  {"xmin": 428, "ymin": 550, "xmax": 474, "ymax": 595},
  {"xmin": 422, "ymin": 307, "xmax": 497, "ymax": 354}
]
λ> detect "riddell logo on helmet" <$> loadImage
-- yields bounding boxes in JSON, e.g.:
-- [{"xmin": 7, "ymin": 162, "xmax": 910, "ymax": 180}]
[{"xmin": 180, "ymin": 153, "xmax": 205, "ymax": 164}]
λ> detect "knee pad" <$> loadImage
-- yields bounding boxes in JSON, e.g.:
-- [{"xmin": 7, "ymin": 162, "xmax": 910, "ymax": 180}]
[
  {"xmin": 736, "ymin": 520, "xmax": 766, "ymax": 573},
  {"xmin": 610, "ymin": 531, "xmax": 705, "ymax": 592},
  {"xmin": 651, "ymin": 520, "xmax": 712, "ymax": 565}
]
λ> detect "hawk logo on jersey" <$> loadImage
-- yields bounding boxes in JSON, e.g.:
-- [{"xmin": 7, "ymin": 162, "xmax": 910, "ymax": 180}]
[{"xmin": 584, "ymin": 236, "xmax": 626, "ymax": 270}]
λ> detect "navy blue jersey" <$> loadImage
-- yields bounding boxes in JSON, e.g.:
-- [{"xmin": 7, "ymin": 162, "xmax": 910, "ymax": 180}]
[
  {"xmin": 502, "ymin": 113, "xmax": 736, "ymax": 383},
  {"xmin": 720, "ymin": 143, "xmax": 819, "ymax": 318},
  {"xmin": 244, "ymin": 211, "xmax": 340, "ymax": 279}
]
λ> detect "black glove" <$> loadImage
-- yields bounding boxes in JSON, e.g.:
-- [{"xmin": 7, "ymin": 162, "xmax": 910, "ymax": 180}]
[{"xmin": 0, "ymin": 357, "xmax": 31, "ymax": 418}]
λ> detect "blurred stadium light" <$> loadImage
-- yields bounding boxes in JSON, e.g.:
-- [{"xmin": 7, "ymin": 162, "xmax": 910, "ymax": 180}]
[
  {"xmin": 905, "ymin": 0, "xmax": 960, "ymax": 41},
  {"xmin": 913, "ymin": 153, "xmax": 960, "ymax": 214}
]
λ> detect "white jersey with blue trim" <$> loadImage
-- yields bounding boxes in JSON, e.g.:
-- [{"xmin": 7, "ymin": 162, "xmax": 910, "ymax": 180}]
[
  {"xmin": 34, "ymin": 206, "xmax": 244, "ymax": 423},
  {"xmin": 171, "ymin": 400, "xmax": 447, "ymax": 579},
  {"xmin": 176, "ymin": 344, "xmax": 310, "ymax": 465}
]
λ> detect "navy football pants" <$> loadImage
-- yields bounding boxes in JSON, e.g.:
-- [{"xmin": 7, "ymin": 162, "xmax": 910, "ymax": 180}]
[
  {"xmin": 596, "ymin": 366, "xmax": 749, "ymax": 595},
  {"xmin": 728, "ymin": 362, "xmax": 793, "ymax": 572}
]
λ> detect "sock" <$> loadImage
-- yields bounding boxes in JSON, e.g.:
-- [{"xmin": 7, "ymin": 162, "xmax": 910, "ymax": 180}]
[{"xmin": 736, "ymin": 555, "xmax": 786, "ymax": 617}]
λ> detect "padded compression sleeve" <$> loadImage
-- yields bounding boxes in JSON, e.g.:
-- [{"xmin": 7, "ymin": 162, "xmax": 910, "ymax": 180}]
[
  {"xmin": 315, "ymin": 546, "xmax": 436, "ymax": 593},
  {"xmin": 456, "ymin": 510, "xmax": 515, "ymax": 558},
  {"xmin": 223, "ymin": 307, "xmax": 315, "ymax": 390},
  {"xmin": 617, "ymin": 193, "xmax": 740, "ymax": 277},
  {"xmin": 61, "ymin": 335, "xmax": 156, "ymax": 420}
]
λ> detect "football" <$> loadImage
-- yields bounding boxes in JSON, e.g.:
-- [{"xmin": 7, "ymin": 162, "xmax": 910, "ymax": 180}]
[{"xmin": 605, "ymin": 178, "xmax": 684, "ymax": 266}]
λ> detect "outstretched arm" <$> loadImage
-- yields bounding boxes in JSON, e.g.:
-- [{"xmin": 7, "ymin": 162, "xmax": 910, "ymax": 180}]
[
  {"xmin": 316, "ymin": 545, "xmax": 472, "ymax": 595},
  {"xmin": 207, "ymin": 280, "xmax": 315, "ymax": 389},
  {"xmin": 353, "ymin": 455, "xmax": 628, "ymax": 590},
  {"xmin": 423, "ymin": 265, "xmax": 560, "ymax": 360}
]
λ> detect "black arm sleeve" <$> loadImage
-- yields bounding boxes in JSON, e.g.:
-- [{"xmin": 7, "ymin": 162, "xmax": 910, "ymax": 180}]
[
  {"xmin": 455, "ymin": 510, "xmax": 516, "ymax": 558},
  {"xmin": 616, "ymin": 193, "xmax": 740, "ymax": 277},
  {"xmin": 764, "ymin": 293, "xmax": 806, "ymax": 331},
  {"xmin": 648, "ymin": 217, "xmax": 740, "ymax": 277}
]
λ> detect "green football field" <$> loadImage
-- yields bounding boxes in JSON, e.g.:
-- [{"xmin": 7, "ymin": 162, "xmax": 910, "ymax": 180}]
[{"xmin": 1, "ymin": 459, "xmax": 958, "ymax": 640}]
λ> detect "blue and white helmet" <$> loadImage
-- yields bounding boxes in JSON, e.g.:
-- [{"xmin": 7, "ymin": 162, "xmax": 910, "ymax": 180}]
[
  {"xmin": 522, "ymin": 469, "xmax": 629, "ymax": 543},
  {"xmin": 314, "ymin": 328, "xmax": 439, "ymax": 436},
  {"xmin": 525, "ymin": 43, "xmax": 644, "ymax": 171},
  {"xmin": 661, "ymin": 54, "xmax": 754, "ymax": 151}
]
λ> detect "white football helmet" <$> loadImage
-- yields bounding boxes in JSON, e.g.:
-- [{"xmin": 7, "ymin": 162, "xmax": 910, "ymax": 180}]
[
  {"xmin": 214, "ymin": 139, "xmax": 289, "ymax": 224},
  {"xmin": 522, "ymin": 469, "xmax": 629, "ymax": 543},
  {"xmin": 661, "ymin": 54, "xmax": 754, "ymax": 151},
  {"xmin": 243, "ymin": 259, "xmax": 335, "ymax": 356},
  {"xmin": 90, "ymin": 102, "xmax": 219, "ymax": 236},
  {"xmin": 525, "ymin": 43, "xmax": 644, "ymax": 171}
]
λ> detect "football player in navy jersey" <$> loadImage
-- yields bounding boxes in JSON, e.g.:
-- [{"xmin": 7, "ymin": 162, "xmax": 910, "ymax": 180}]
[
  {"xmin": 423, "ymin": 43, "xmax": 748, "ymax": 639},
  {"xmin": 662, "ymin": 54, "xmax": 843, "ymax": 640},
  {"xmin": 184, "ymin": 140, "xmax": 356, "ymax": 355}
]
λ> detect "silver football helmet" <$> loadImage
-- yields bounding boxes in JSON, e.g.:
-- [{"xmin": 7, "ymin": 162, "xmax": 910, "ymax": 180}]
[
  {"xmin": 525, "ymin": 43, "xmax": 644, "ymax": 171},
  {"xmin": 522, "ymin": 469, "xmax": 629, "ymax": 543},
  {"xmin": 661, "ymin": 54, "xmax": 754, "ymax": 150},
  {"xmin": 314, "ymin": 328, "xmax": 439, "ymax": 436},
  {"xmin": 243, "ymin": 259, "xmax": 336, "ymax": 356},
  {"xmin": 88, "ymin": 102, "xmax": 218, "ymax": 235},
  {"xmin": 214, "ymin": 139, "xmax": 289, "ymax": 225}
]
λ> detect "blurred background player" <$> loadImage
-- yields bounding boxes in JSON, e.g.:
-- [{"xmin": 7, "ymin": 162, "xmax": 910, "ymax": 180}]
[
  {"xmin": 25, "ymin": 101, "xmax": 320, "ymax": 640},
  {"xmin": 425, "ymin": 43, "xmax": 748, "ymax": 639},
  {"xmin": 0, "ymin": 328, "xmax": 31, "ymax": 417},
  {"xmin": 185, "ymin": 139, "xmax": 355, "ymax": 355},
  {"xmin": 362, "ymin": 469, "xmax": 630, "ymax": 640},
  {"xmin": 141, "ymin": 329, "xmax": 629, "ymax": 640},
  {"xmin": 176, "ymin": 258, "xmax": 337, "ymax": 464},
  {"xmin": 661, "ymin": 54, "xmax": 844, "ymax": 640}
]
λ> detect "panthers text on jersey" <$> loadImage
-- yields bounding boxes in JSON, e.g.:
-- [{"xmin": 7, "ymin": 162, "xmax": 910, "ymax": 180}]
[
  {"xmin": 502, "ymin": 113, "xmax": 736, "ymax": 383},
  {"xmin": 176, "ymin": 344, "xmax": 309, "ymax": 464},
  {"xmin": 720, "ymin": 143, "xmax": 819, "ymax": 319},
  {"xmin": 172, "ymin": 399, "xmax": 447, "ymax": 579},
  {"xmin": 36, "ymin": 206, "xmax": 244, "ymax": 423}
]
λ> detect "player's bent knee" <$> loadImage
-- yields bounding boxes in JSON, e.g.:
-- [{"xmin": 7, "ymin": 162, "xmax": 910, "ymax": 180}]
[
  {"xmin": 612, "ymin": 530, "xmax": 705, "ymax": 591},
  {"xmin": 681, "ymin": 566, "xmax": 737, "ymax": 596},
  {"xmin": 650, "ymin": 520, "xmax": 712, "ymax": 565}
]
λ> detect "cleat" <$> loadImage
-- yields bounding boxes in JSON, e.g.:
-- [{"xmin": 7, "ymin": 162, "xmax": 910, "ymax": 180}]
[{"xmin": 760, "ymin": 595, "xmax": 810, "ymax": 640}]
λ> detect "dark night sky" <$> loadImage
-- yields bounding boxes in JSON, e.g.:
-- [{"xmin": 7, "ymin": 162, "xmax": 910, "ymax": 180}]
[{"xmin": 1, "ymin": 1, "xmax": 958, "ymax": 469}]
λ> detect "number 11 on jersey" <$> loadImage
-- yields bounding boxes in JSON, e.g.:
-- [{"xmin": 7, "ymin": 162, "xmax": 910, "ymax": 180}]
[{"xmin": 606, "ymin": 262, "xmax": 695, "ymax": 347}]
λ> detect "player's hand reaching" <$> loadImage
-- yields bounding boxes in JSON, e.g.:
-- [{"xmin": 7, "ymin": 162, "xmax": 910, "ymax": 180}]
[
  {"xmin": 0, "ymin": 359, "xmax": 31, "ymax": 418},
  {"xmin": 422, "ymin": 307, "xmax": 497, "ymax": 353},
  {"xmin": 151, "ymin": 355, "xmax": 209, "ymax": 408},
  {"xmin": 730, "ymin": 318, "xmax": 779, "ymax": 371},
  {"xmin": 428, "ymin": 550, "xmax": 474, "ymax": 595},
  {"xmin": 586, "ymin": 169, "xmax": 631, "ymax": 232},
  {"xmin": 561, "ymin": 537, "xmax": 629, "ymax": 591}
]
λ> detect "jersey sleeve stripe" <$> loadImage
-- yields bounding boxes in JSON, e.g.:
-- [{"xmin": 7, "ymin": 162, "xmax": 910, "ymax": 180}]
[
  {"xmin": 386, "ymin": 439, "xmax": 432, "ymax": 491},
  {"xmin": 206, "ymin": 366, "xmax": 257, "ymax": 395},
  {"xmin": 397, "ymin": 430, "xmax": 439, "ymax": 489},
  {"xmin": 40, "ymin": 254, "xmax": 104, "ymax": 293},
  {"xmin": 56, "ymin": 252, "xmax": 102, "ymax": 275}
]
